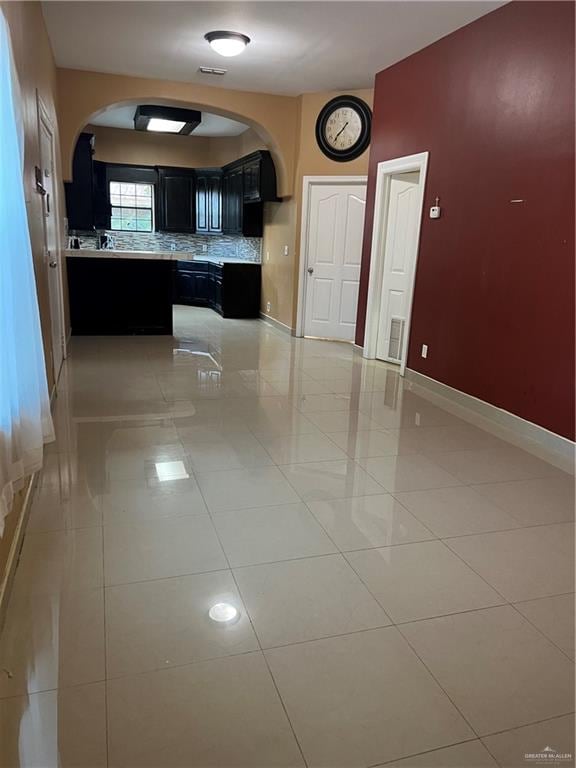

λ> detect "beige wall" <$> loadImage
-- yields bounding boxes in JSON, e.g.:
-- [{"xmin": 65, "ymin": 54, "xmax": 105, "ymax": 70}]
[
  {"xmin": 88, "ymin": 124, "xmax": 266, "ymax": 169},
  {"xmin": 260, "ymin": 88, "xmax": 373, "ymax": 328},
  {"xmin": 2, "ymin": 1, "xmax": 64, "ymax": 385},
  {"xmin": 261, "ymin": 199, "xmax": 298, "ymax": 328},
  {"xmin": 57, "ymin": 68, "xmax": 299, "ymax": 197},
  {"xmin": 0, "ymin": 1, "xmax": 64, "ymax": 591}
]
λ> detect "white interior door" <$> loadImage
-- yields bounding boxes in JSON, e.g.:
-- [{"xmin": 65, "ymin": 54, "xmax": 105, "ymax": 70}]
[
  {"xmin": 304, "ymin": 182, "xmax": 366, "ymax": 341},
  {"xmin": 38, "ymin": 108, "xmax": 64, "ymax": 381},
  {"xmin": 376, "ymin": 171, "xmax": 421, "ymax": 364}
]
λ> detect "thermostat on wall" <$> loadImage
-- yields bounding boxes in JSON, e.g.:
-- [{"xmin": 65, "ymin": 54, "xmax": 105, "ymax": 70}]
[{"xmin": 429, "ymin": 196, "xmax": 441, "ymax": 219}]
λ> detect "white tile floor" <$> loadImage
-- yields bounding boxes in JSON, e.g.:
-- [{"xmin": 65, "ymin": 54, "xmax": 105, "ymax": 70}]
[{"xmin": 0, "ymin": 306, "xmax": 574, "ymax": 767}]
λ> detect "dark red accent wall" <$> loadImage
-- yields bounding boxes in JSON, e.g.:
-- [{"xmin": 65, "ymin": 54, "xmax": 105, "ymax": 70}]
[{"xmin": 356, "ymin": 1, "xmax": 575, "ymax": 440}]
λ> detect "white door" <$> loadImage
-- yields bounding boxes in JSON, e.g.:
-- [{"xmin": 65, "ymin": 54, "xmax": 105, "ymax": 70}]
[
  {"xmin": 38, "ymin": 107, "xmax": 64, "ymax": 380},
  {"xmin": 304, "ymin": 182, "xmax": 366, "ymax": 341},
  {"xmin": 376, "ymin": 171, "xmax": 421, "ymax": 364}
]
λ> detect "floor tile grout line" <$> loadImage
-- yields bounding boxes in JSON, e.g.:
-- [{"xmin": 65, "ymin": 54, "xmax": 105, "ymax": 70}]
[
  {"xmin": 99, "ymin": 524, "xmax": 110, "ymax": 768},
  {"xmin": 507, "ymin": 600, "xmax": 576, "ymax": 664},
  {"xmin": 366, "ymin": 736, "xmax": 483, "ymax": 768},
  {"xmin": 394, "ymin": 621, "xmax": 483, "ymax": 741},
  {"xmin": 367, "ymin": 709, "xmax": 576, "ymax": 768}
]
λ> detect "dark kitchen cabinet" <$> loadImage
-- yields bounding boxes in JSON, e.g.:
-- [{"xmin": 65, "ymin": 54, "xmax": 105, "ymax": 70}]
[
  {"xmin": 222, "ymin": 151, "xmax": 278, "ymax": 237},
  {"xmin": 157, "ymin": 168, "xmax": 195, "ymax": 233},
  {"xmin": 243, "ymin": 158, "xmax": 261, "ymax": 202},
  {"xmin": 195, "ymin": 170, "xmax": 222, "ymax": 234},
  {"xmin": 66, "ymin": 146, "xmax": 278, "ymax": 236},
  {"xmin": 67, "ymin": 256, "xmax": 173, "ymax": 335},
  {"xmin": 175, "ymin": 260, "xmax": 260, "ymax": 318},
  {"xmin": 65, "ymin": 132, "xmax": 95, "ymax": 231},
  {"xmin": 174, "ymin": 261, "xmax": 211, "ymax": 306},
  {"xmin": 222, "ymin": 166, "xmax": 243, "ymax": 235},
  {"xmin": 92, "ymin": 160, "xmax": 111, "ymax": 230}
]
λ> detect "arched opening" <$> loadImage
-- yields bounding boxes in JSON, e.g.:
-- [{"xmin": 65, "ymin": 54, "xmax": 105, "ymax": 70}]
[{"xmin": 61, "ymin": 86, "xmax": 294, "ymax": 197}]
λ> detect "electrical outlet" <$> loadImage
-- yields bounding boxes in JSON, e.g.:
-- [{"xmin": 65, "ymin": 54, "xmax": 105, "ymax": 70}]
[
  {"xmin": 283, "ymin": 245, "xmax": 289, "ymax": 256},
  {"xmin": 266, "ymin": 251, "xmax": 270, "ymax": 262},
  {"xmin": 421, "ymin": 344, "xmax": 428, "ymax": 359},
  {"xmin": 202, "ymin": 244, "xmax": 208, "ymax": 252},
  {"xmin": 266, "ymin": 301, "xmax": 271, "ymax": 312}
]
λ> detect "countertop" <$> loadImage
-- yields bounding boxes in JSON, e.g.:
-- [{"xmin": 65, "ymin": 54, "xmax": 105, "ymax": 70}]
[{"xmin": 64, "ymin": 249, "xmax": 261, "ymax": 265}]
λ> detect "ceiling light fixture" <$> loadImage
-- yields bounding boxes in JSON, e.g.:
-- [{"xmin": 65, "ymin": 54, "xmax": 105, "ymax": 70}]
[
  {"xmin": 134, "ymin": 105, "xmax": 201, "ymax": 135},
  {"xmin": 204, "ymin": 30, "xmax": 250, "ymax": 57},
  {"xmin": 147, "ymin": 118, "xmax": 187, "ymax": 133}
]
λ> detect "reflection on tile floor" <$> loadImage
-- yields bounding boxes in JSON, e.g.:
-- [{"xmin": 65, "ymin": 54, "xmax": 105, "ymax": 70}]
[{"xmin": 0, "ymin": 307, "xmax": 574, "ymax": 767}]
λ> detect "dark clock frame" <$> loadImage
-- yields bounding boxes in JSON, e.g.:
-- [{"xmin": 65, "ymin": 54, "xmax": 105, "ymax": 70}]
[{"xmin": 315, "ymin": 95, "xmax": 372, "ymax": 162}]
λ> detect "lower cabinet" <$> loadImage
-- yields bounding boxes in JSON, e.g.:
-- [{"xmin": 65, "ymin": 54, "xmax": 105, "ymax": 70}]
[{"xmin": 174, "ymin": 260, "xmax": 260, "ymax": 318}]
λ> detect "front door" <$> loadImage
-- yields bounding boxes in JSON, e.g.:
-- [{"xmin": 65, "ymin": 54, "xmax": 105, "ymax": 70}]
[
  {"xmin": 304, "ymin": 182, "xmax": 366, "ymax": 341},
  {"xmin": 38, "ymin": 104, "xmax": 64, "ymax": 381},
  {"xmin": 376, "ymin": 171, "xmax": 421, "ymax": 364}
]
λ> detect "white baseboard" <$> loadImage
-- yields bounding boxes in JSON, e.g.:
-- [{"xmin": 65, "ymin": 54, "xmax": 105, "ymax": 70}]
[
  {"xmin": 405, "ymin": 368, "xmax": 575, "ymax": 474},
  {"xmin": 0, "ymin": 473, "xmax": 37, "ymax": 630},
  {"xmin": 259, "ymin": 313, "xmax": 294, "ymax": 335}
]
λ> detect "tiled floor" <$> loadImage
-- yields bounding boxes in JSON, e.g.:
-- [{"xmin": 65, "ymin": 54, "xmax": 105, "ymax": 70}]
[{"xmin": 0, "ymin": 306, "xmax": 574, "ymax": 767}]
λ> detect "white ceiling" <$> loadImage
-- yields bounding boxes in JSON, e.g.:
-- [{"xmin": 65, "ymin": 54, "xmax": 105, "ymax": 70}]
[
  {"xmin": 42, "ymin": 1, "xmax": 503, "ymax": 96},
  {"xmin": 90, "ymin": 106, "xmax": 250, "ymax": 136}
]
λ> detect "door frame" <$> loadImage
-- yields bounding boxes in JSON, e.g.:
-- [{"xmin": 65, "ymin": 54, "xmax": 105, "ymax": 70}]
[
  {"xmin": 37, "ymin": 92, "xmax": 67, "ymax": 376},
  {"xmin": 296, "ymin": 175, "xmax": 367, "ymax": 338},
  {"xmin": 362, "ymin": 152, "xmax": 429, "ymax": 374}
]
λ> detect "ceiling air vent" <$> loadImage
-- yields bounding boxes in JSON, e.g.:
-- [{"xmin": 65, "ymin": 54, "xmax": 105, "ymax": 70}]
[{"xmin": 199, "ymin": 66, "xmax": 227, "ymax": 76}]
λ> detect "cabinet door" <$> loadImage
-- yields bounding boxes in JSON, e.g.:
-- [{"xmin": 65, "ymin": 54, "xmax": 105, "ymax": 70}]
[
  {"xmin": 243, "ymin": 159, "xmax": 261, "ymax": 202},
  {"xmin": 92, "ymin": 161, "xmax": 111, "ymax": 230},
  {"xmin": 65, "ymin": 132, "xmax": 95, "ymax": 230},
  {"xmin": 158, "ymin": 169, "xmax": 195, "ymax": 233},
  {"xmin": 229, "ymin": 169, "xmax": 243, "ymax": 234},
  {"xmin": 175, "ymin": 272, "xmax": 194, "ymax": 304},
  {"xmin": 195, "ymin": 175, "xmax": 209, "ymax": 234},
  {"xmin": 208, "ymin": 174, "xmax": 222, "ymax": 233}
]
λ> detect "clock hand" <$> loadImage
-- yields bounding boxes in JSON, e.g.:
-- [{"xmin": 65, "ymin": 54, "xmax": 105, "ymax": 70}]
[{"xmin": 334, "ymin": 122, "xmax": 349, "ymax": 141}]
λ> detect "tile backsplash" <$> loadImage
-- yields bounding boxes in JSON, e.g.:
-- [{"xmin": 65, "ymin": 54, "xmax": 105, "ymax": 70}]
[{"xmin": 76, "ymin": 231, "xmax": 262, "ymax": 263}]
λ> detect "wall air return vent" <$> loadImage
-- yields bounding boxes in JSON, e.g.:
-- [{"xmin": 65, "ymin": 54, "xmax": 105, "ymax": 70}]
[{"xmin": 388, "ymin": 317, "xmax": 405, "ymax": 361}]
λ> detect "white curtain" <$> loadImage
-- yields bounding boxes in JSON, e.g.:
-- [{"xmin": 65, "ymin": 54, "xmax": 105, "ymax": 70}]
[{"xmin": 0, "ymin": 10, "xmax": 54, "ymax": 535}]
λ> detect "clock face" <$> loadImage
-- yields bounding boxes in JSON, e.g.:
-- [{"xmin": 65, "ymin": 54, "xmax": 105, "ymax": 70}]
[
  {"xmin": 324, "ymin": 107, "xmax": 363, "ymax": 152},
  {"xmin": 316, "ymin": 96, "xmax": 372, "ymax": 162}
]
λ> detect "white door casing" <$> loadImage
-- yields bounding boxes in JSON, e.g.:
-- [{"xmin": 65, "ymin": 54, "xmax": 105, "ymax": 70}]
[
  {"xmin": 362, "ymin": 152, "xmax": 429, "ymax": 373},
  {"xmin": 37, "ymin": 97, "xmax": 65, "ymax": 382},
  {"xmin": 301, "ymin": 180, "xmax": 366, "ymax": 341},
  {"xmin": 375, "ymin": 171, "xmax": 421, "ymax": 363}
]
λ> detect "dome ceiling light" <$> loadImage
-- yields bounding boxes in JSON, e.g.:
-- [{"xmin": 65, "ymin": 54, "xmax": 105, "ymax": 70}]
[{"xmin": 204, "ymin": 31, "xmax": 250, "ymax": 57}]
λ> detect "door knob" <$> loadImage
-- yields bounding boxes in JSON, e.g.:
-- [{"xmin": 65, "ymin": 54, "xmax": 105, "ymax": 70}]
[
  {"xmin": 49, "ymin": 261, "xmax": 58, "ymax": 268},
  {"xmin": 307, "ymin": 267, "xmax": 314, "ymax": 274}
]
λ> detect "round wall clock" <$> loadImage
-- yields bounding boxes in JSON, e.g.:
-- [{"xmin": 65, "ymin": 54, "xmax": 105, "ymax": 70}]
[{"xmin": 315, "ymin": 95, "xmax": 372, "ymax": 162}]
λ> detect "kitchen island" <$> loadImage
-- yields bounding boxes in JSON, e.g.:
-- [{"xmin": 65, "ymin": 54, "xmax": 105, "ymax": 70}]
[{"xmin": 66, "ymin": 249, "xmax": 261, "ymax": 335}]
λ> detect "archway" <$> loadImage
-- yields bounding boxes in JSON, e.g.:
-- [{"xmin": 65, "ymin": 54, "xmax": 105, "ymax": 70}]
[{"xmin": 57, "ymin": 69, "xmax": 298, "ymax": 197}]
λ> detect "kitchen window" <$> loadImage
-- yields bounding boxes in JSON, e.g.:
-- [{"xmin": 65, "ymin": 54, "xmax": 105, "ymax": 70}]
[{"xmin": 109, "ymin": 181, "xmax": 154, "ymax": 232}]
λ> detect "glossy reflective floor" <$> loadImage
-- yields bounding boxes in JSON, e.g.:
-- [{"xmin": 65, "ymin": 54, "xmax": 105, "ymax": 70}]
[{"xmin": 1, "ymin": 306, "xmax": 574, "ymax": 768}]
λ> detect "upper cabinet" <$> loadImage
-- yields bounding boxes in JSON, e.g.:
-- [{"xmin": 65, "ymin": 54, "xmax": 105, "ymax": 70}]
[
  {"xmin": 156, "ymin": 167, "xmax": 195, "ymax": 233},
  {"xmin": 223, "ymin": 150, "xmax": 279, "ymax": 205},
  {"xmin": 222, "ymin": 166, "xmax": 243, "ymax": 235},
  {"xmin": 64, "ymin": 136, "xmax": 278, "ymax": 238},
  {"xmin": 221, "ymin": 151, "xmax": 278, "ymax": 237},
  {"xmin": 65, "ymin": 132, "xmax": 95, "ymax": 231},
  {"xmin": 195, "ymin": 169, "xmax": 222, "ymax": 235}
]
